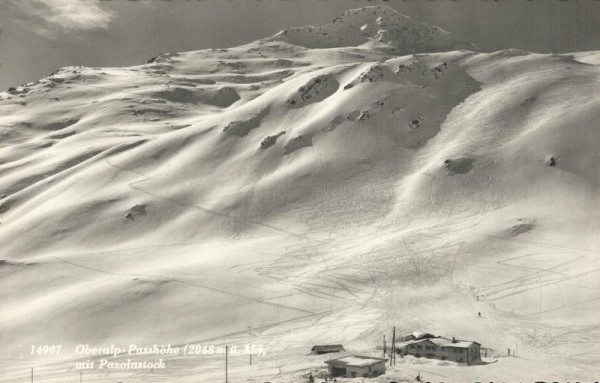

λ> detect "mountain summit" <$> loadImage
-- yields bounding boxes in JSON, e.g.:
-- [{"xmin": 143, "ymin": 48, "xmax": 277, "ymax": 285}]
[{"xmin": 270, "ymin": 5, "xmax": 474, "ymax": 51}]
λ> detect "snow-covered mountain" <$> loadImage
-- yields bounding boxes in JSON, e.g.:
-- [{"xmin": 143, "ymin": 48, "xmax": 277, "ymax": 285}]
[
  {"xmin": 269, "ymin": 5, "xmax": 474, "ymax": 51},
  {"xmin": 0, "ymin": 5, "xmax": 599, "ymax": 382}
]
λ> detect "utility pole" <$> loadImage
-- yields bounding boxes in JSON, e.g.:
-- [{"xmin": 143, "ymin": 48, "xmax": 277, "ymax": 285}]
[
  {"xmin": 391, "ymin": 327, "xmax": 396, "ymax": 366},
  {"xmin": 389, "ymin": 330, "xmax": 392, "ymax": 366},
  {"xmin": 250, "ymin": 352, "xmax": 252, "ymax": 366},
  {"xmin": 225, "ymin": 345, "xmax": 229, "ymax": 383},
  {"xmin": 383, "ymin": 334, "xmax": 386, "ymax": 357},
  {"xmin": 31, "ymin": 367, "xmax": 33, "ymax": 383}
]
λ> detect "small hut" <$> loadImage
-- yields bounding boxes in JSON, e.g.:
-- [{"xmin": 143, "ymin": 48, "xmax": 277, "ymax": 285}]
[
  {"xmin": 310, "ymin": 344, "xmax": 345, "ymax": 355},
  {"xmin": 325, "ymin": 355, "xmax": 386, "ymax": 378}
]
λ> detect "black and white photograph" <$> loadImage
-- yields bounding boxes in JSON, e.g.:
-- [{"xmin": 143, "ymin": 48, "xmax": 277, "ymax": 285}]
[{"xmin": 1, "ymin": 0, "xmax": 599, "ymax": 382}]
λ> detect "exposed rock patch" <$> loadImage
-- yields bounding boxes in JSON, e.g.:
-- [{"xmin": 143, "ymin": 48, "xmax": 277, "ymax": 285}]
[
  {"xmin": 443, "ymin": 157, "xmax": 475, "ymax": 174},
  {"xmin": 284, "ymin": 134, "xmax": 312, "ymax": 154},
  {"xmin": 223, "ymin": 107, "xmax": 270, "ymax": 137},
  {"xmin": 287, "ymin": 75, "xmax": 339, "ymax": 108},
  {"xmin": 125, "ymin": 204, "xmax": 147, "ymax": 220},
  {"xmin": 260, "ymin": 131, "xmax": 286, "ymax": 149}
]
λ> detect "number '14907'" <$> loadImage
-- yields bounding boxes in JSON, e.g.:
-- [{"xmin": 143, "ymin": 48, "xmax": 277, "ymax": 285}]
[{"xmin": 30, "ymin": 345, "xmax": 62, "ymax": 355}]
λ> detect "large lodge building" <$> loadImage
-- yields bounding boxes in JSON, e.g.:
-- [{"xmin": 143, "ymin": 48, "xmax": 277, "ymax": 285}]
[{"xmin": 395, "ymin": 332, "xmax": 481, "ymax": 365}]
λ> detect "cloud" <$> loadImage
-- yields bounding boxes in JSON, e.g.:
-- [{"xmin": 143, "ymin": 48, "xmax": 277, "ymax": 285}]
[
  {"xmin": 12, "ymin": 0, "xmax": 114, "ymax": 35},
  {"xmin": 43, "ymin": 0, "xmax": 114, "ymax": 30}
]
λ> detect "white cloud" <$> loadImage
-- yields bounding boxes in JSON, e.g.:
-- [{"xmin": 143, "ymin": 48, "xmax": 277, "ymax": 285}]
[
  {"xmin": 13, "ymin": 0, "xmax": 115, "ymax": 35},
  {"xmin": 43, "ymin": 0, "xmax": 114, "ymax": 31}
]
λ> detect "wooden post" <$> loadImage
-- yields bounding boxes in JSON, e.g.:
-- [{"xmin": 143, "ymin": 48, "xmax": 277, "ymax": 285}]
[
  {"xmin": 225, "ymin": 345, "xmax": 229, "ymax": 383},
  {"xmin": 383, "ymin": 334, "xmax": 386, "ymax": 357},
  {"xmin": 31, "ymin": 368, "xmax": 33, "ymax": 383},
  {"xmin": 250, "ymin": 353, "xmax": 252, "ymax": 366}
]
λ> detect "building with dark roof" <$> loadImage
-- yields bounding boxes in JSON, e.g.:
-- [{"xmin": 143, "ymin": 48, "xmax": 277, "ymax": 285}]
[{"xmin": 310, "ymin": 344, "xmax": 345, "ymax": 355}]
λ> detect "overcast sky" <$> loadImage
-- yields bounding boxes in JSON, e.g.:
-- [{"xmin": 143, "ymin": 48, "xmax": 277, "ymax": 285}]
[{"xmin": 1, "ymin": 0, "xmax": 600, "ymax": 90}]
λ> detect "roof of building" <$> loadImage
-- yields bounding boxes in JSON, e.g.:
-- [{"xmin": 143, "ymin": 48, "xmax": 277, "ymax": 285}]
[
  {"xmin": 325, "ymin": 355, "xmax": 387, "ymax": 367},
  {"xmin": 396, "ymin": 337, "xmax": 480, "ymax": 349},
  {"xmin": 412, "ymin": 331, "xmax": 436, "ymax": 340},
  {"xmin": 311, "ymin": 344, "xmax": 345, "ymax": 351},
  {"xmin": 429, "ymin": 338, "xmax": 480, "ymax": 348},
  {"xmin": 397, "ymin": 331, "xmax": 438, "ymax": 342}
]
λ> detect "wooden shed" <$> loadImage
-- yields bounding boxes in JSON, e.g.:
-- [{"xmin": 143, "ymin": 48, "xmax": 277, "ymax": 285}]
[{"xmin": 310, "ymin": 344, "xmax": 345, "ymax": 355}]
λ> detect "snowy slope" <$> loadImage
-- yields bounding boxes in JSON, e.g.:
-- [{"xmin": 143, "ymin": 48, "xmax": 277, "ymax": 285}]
[{"xmin": 0, "ymin": 6, "xmax": 599, "ymax": 382}]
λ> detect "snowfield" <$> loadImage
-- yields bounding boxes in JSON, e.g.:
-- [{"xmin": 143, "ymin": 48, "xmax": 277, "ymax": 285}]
[{"xmin": 0, "ymin": 5, "xmax": 599, "ymax": 382}]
